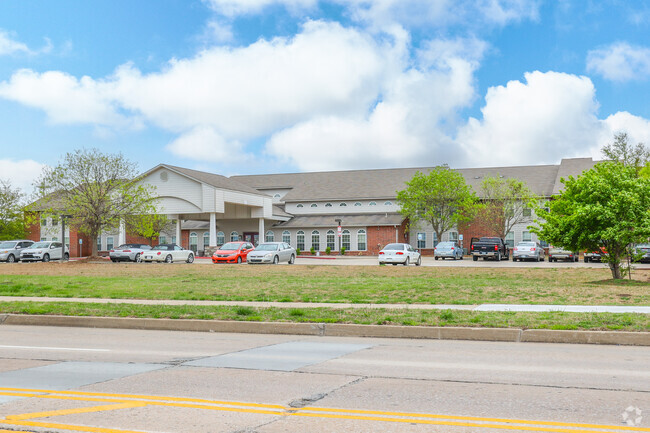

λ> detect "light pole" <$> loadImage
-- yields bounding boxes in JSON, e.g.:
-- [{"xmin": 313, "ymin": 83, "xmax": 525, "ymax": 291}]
[{"xmin": 335, "ymin": 218, "xmax": 342, "ymax": 254}]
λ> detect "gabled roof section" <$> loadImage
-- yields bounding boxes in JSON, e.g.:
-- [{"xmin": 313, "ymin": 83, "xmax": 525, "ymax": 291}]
[
  {"xmin": 144, "ymin": 164, "xmax": 267, "ymax": 197},
  {"xmin": 552, "ymin": 158, "xmax": 598, "ymax": 195}
]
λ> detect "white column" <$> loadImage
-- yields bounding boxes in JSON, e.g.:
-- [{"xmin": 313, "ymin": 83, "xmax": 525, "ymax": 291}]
[
  {"xmin": 176, "ymin": 218, "xmax": 182, "ymax": 247},
  {"xmin": 209, "ymin": 213, "xmax": 217, "ymax": 246},
  {"xmin": 258, "ymin": 218, "xmax": 265, "ymax": 245},
  {"xmin": 118, "ymin": 219, "xmax": 126, "ymax": 246}
]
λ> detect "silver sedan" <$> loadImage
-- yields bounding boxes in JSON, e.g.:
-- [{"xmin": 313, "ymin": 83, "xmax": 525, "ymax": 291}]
[{"xmin": 247, "ymin": 242, "xmax": 296, "ymax": 264}]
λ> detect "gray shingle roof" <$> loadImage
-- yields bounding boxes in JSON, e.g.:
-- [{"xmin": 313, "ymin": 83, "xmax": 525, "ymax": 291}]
[
  {"xmin": 551, "ymin": 158, "xmax": 597, "ymax": 195},
  {"xmin": 273, "ymin": 213, "xmax": 404, "ymax": 228},
  {"xmin": 161, "ymin": 164, "xmax": 267, "ymax": 197}
]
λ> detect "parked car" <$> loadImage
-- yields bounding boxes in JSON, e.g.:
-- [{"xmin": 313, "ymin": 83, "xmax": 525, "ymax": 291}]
[
  {"xmin": 512, "ymin": 241, "xmax": 545, "ymax": 262},
  {"xmin": 470, "ymin": 237, "xmax": 510, "ymax": 261},
  {"xmin": 142, "ymin": 244, "xmax": 194, "ymax": 263},
  {"xmin": 0, "ymin": 239, "xmax": 34, "ymax": 263},
  {"xmin": 584, "ymin": 247, "xmax": 606, "ymax": 263},
  {"xmin": 247, "ymin": 242, "xmax": 295, "ymax": 264},
  {"xmin": 378, "ymin": 243, "xmax": 421, "ymax": 266},
  {"xmin": 434, "ymin": 241, "xmax": 463, "ymax": 260},
  {"xmin": 20, "ymin": 241, "xmax": 69, "ymax": 262},
  {"xmin": 633, "ymin": 243, "xmax": 650, "ymax": 263},
  {"xmin": 212, "ymin": 241, "xmax": 255, "ymax": 264},
  {"xmin": 548, "ymin": 247, "xmax": 579, "ymax": 262},
  {"xmin": 109, "ymin": 243, "xmax": 152, "ymax": 263}
]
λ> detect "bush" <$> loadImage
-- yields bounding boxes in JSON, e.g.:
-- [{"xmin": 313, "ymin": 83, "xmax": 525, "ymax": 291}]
[
  {"xmin": 296, "ymin": 248, "xmax": 301, "ymax": 255},
  {"xmin": 325, "ymin": 247, "xmax": 331, "ymax": 255},
  {"xmin": 310, "ymin": 247, "xmax": 316, "ymax": 255},
  {"xmin": 340, "ymin": 247, "xmax": 346, "ymax": 255}
]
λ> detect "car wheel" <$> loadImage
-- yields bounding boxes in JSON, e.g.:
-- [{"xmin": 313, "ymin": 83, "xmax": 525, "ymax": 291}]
[
  {"xmin": 288, "ymin": 254, "xmax": 295, "ymax": 265},
  {"xmin": 473, "ymin": 256, "xmax": 478, "ymax": 261},
  {"xmin": 273, "ymin": 255, "xmax": 279, "ymax": 265},
  {"xmin": 42, "ymin": 254, "xmax": 50, "ymax": 263},
  {"xmin": 64, "ymin": 253, "xmax": 69, "ymax": 261},
  {"xmin": 415, "ymin": 256, "xmax": 421, "ymax": 266},
  {"xmin": 392, "ymin": 263, "xmax": 397, "ymax": 266},
  {"xmin": 186, "ymin": 254, "xmax": 194, "ymax": 264},
  {"xmin": 495, "ymin": 252, "xmax": 501, "ymax": 262},
  {"xmin": 403, "ymin": 257, "xmax": 410, "ymax": 266},
  {"xmin": 165, "ymin": 255, "xmax": 173, "ymax": 263},
  {"xmin": 434, "ymin": 256, "xmax": 439, "ymax": 260},
  {"xmin": 237, "ymin": 256, "xmax": 242, "ymax": 264},
  {"xmin": 135, "ymin": 253, "xmax": 141, "ymax": 263},
  {"xmin": 7, "ymin": 254, "xmax": 15, "ymax": 263}
]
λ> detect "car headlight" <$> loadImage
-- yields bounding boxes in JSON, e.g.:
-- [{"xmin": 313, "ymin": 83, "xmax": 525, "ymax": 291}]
[
  {"xmin": 264, "ymin": 253, "xmax": 272, "ymax": 259},
  {"xmin": 0, "ymin": 250, "xmax": 7, "ymax": 254}
]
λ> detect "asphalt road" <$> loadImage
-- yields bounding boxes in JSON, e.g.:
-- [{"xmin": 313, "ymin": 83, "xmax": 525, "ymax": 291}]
[{"xmin": 0, "ymin": 325, "xmax": 648, "ymax": 433}]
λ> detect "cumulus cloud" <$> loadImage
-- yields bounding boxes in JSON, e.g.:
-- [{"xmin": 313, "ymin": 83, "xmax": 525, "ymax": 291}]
[
  {"xmin": 0, "ymin": 30, "xmax": 31, "ymax": 56},
  {"xmin": 587, "ymin": 42, "xmax": 650, "ymax": 82},
  {"xmin": 0, "ymin": 159, "xmax": 46, "ymax": 194},
  {"xmin": 204, "ymin": 0, "xmax": 317, "ymax": 17}
]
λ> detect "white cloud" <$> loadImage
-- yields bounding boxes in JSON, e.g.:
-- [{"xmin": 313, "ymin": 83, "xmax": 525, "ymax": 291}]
[
  {"xmin": 0, "ymin": 30, "xmax": 31, "ymax": 56},
  {"xmin": 204, "ymin": 0, "xmax": 317, "ymax": 17},
  {"xmin": 587, "ymin": 42, "xmax": 650, "ymax": 82},
  {"xmin": 601, "ymin": 111, "xmax": 650, "ymax": 149},
  {"xmin": 0, "ymin": 159, "xmax": 46, "ymax": 195},
  {"xmin": 457, "ymin": 71, "xmax": 605, "ymax": 167},
  {"xmin": 166, "ymin": 126, "xmax": 250, "ymax": 163}
]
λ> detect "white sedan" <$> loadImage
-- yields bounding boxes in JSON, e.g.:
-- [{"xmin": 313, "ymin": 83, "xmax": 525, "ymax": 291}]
[
  {"xmin": 142, "ymin": 244, "xmax": 194, "ymax": 263},
  {"xmin": 378, "ymin": 243, "xmax": 421, "ymax": 266}
]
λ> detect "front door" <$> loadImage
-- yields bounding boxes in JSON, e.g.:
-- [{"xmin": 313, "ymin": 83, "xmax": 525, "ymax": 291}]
[{"xmin": 243, "ymin": 232, "xmax": 259, "ymax": 246}]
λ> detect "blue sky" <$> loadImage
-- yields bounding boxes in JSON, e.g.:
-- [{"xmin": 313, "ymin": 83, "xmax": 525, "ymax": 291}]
[{"xmin": 1, "ymin": 0, "xmax": 650, "ymax": 192}]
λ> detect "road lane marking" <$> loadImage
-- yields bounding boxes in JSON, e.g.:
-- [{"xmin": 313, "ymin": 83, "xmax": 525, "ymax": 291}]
[
  {"xmin": 0, "ymin": 345, "xmax": 109, "ymax": 352},
  {"xmin": 2, "ymin": 420, "xmax": 147, "ymax": 433},
  {"xmin": 1, "ymin": 387, "xmax": 647, "ymax": 433}
]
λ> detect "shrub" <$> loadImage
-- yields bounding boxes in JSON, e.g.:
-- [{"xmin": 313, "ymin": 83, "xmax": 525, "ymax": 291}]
[
  {"xmin": 340, "ymin": 247, "xmax": 346, "ymax": 255},
  {"xmin": 325, "ymin": 247, "xmax": 331, "ymax": 255},
  {"xmin": 310, "ymin": 247, "xmax": 316, "ymax": 255},
  {"xmin": 296, "ymin": 248, "xmax": 301, "ymax": 255}
]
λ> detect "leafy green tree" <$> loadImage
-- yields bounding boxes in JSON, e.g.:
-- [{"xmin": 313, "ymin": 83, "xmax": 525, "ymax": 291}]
[
  {"xmin": 0, "ymin": 179, "xmax": 27, "ymax": 240},
  {"xmin": 601, "ymin": 131, "xmax": 649, "ymax": 176},
  {"xmin": 532, "ymin": 162, "xmax": 650, "ymax": 279},
  {"xmin": 33, "ymin": 148, "xmax": 157, "ymax": 257},
  {"xmin": 397, "ymin": 167, "xmax": 479, "ymax": 244},
  {"xmin": 126, "ymin": 214, "xmax": 174, "ymax": 246},
  {"xmin": 480, "ymin": 175, "xmax": 538, "ymax": 240}
]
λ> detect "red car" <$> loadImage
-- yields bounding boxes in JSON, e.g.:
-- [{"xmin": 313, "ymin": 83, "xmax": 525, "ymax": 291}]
[{"xmin": 212, "ymin": 241, "xmax": 255, "ymax": 264}]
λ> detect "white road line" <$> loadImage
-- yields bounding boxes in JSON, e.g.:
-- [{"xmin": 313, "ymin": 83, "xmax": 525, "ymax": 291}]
[{"xmin": 0, "ymin": 345, "xmax": 109, "ymax": 352}]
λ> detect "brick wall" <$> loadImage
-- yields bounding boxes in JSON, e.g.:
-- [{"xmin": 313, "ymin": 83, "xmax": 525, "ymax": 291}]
[
  {"xmin": 458, "ymin": 207, "xmax": 503, "ymax": 246},
  {"xmin": 69, "ymin": 230, "xmax": 92, "ymax": 258},
  {"xmin": 365, "ymin": 223, "xmax": 407, "ymax": 255},
  {"xmin": 181, "ymin": 230, "xmax": 189, "ymax": 249},
  {"xmin": 25, "ymin": 212, "xmax": 40, "ymax": 242},
  {"xmin": 126, "ymin": 233, "xmax": 157, "ymax": 246}
]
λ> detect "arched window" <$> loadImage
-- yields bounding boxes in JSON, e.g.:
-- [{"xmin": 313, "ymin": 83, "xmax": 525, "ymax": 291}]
[
  {"xmin": 339, "ymin": 202, "xmax": 347, "ymax": 207},
  {"xmin": 326, "ymin": 230, "xmax": 335, "ymax": 250},
  {"xmin": 216, "ymin": 231, "xmax": 225, "ymax": 245},
  {"xmin": 384, "ymin": 201, "xmax": 393, "ymax": 206},
  {"xmin": 310, "ymin": 203, "xmax": 318, "ymax": 208},
  {"xmin": 311, "ymin": 230, "xmax": 320, "ymax": 251},
  {"xmin": 369, "ymin": 202, "xmax": 376, "ymax": 206},
  {"xmin": 282, "ymin": 230, "xmax": 291, "ymax": 244},
  {"xmin": 296, "ymin": 231, "xmax": 305, "ymax": 251},
  {"xmin": 265, "ymin": 230, "xmax": 274, "ymax": 242},
  {"xmin": 342, "ymin": 230, "xmax": 351, "ymax": 250},
  {"xmin": 325, "ymin": 203, "xmax": 332, "ymax": 207},
  {"xmin": 203, "ymin": 232, "xmax": 210, "ymax": 249},
  {"xmin": 357, "ymin": 229, "xmax": 366, "ymax": 251},
  {"xmin": 297, "ymin": 204, "xmax": 304, "ymax": 208},
  {"xmin": 273, "ymin": 193, "xmax": 281, "ymax": 199},
  {"xmin": 189, "ymin": 232, "xmax": 198, "ymax": 253},
  {"xmin": 354, "ymin": 202, "xmax": 362, "ymax": 207},
  {"xmin": 230, "ymin": 231, "xmax": 239, "ymax": 242}
]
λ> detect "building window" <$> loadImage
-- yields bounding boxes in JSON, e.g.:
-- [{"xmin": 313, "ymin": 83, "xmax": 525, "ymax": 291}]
[
  {"xmin": 339, "ymin": 202, "xmax": 347, "ymax": 207},
  {"xmin": 282, "ymin": 230, "xmax": 291, "ymax": 244},
  {"xmin": 523, "ymin": 207, "xmax": 532, "ymax": 217},
  {"xmin": 354, "ymin": 202, "xmax": 362, "ymax": 207},
  {"xmin": 203, "ymin": 232, "xmax": 210, "ymax": 249},
  {"xmin": 274, "ymin": 193, "xmax": 281, "ymax": 199},
  {"xmin": 230, "ymin": 231, "xmax": 239, "ymax": 242},
  {"xmin": 357, "ymin": 229, "xmax": 366, "ymax": 250},
  {"xmin": 417, "ymin": 232, "xmax": 426, "ymax": 249},
  {"xmin": 369, "ymin": 202, "xmax": 376, "ymax": 206},
  {"xmin": 310, "ymin": 203, "xmax": 318, "ymax": 208},
  {"xmin": 52, "ymin": 236, "xmax": 58, "ymax": 241},
  {"xmin": 65, "ymin": 236, "xmax": 70, "ymax": 248},
  {"xmin": 505, "ymin": 232, "xmax": 515, "ymax": 248},
  {"xmin": 296, "ymin": 231, "xmax": 305, "ymax": 250},
  {"xmin": 97, "ymin": 237, "xmax": 102, "ymax": 251},
  {"xmin": 41, "ymin": 237, "xmax": 46, "ymax": 241},
  {"xmin": 106, "ymin": 236, "xmax": 114, "ymax": 251},
  {"xmin": 171, "ymin": 236, "xmax": 177, "ymax": 245},
  {"xmin": 217, "ymin": 231, "xmax": 225, "ymax": 245},
  {"xmin": 311, "ymin": 230, "xmax": 320, "ymax": 251},
  {"xmin": 159, "ymin": 235, "xmax": 167, "ymax": 244},
  {"xmin": 52, "ymin": 217, "xmax": 59, "ymax": 226},
  {"xmin": 327, "ymin": 230, "xmax": 335, "ymax": 250},
  {"xmin": 41, "ymin": 218, "xmax": 47, "ymax": 227},
  {"xmin": 342, "ymin": 230, "xmax": 351, "ymax": 250},
  {"xmin": 432, "ymin": 232, "xmax": 438, "ymax": 247},
  {"xmin": 325, "ymin": 203, "xmax": 332, "ymax": 207},
  {"xmin": 297, "ymin": 204, "xmax": 304, "ymax": 208},
  {"xmin": 266, "ymin": 230, "xmax": 274, "ymax": 242},
  {"xmin": 449, "ymin": 231, "xmax": 458, "ymax": 242},
  {"xmin": 384, "ymin": 201, "xmax": 393, "ymax": 206},
  {"xmin": 189, "ymin": 232, "xmax": 198, "ymax": 253},
  {"xmin": 522, "ymin": 231, "xmax": 532, "ymax": 242}
]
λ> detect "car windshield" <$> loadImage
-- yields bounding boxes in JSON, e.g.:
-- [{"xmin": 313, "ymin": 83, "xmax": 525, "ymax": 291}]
[
  {"xmin": 152, "ymin": 245, "xmax": 170, "ymax": 251},
  {"xmin": 437, "ymin": 242, "xmax": 454, "ymax": 248},
  {"xmin": 219, "ymin": 243, "xmax": 241, "ymax": 250},
  {"xmin": 31, "ymin": 242, "xmax": 50, "ymax": 248},
  {"xmin": 0, "ymin": 241, "xmax": 17, "ymax": 248},
  {"xmin": 116, "ymin": 244, "xmax": 140, "ymax": 249},
  {"xmin": 383, "ymin": 244, "xmax": 404, "ymax": 250},
  {"xmin": 518, "ymin": 242, "xmax": 536, "ymax": 247},
  {"xmin": 255, "ymin": 244, "xmax": 279, "ymax": 251}
]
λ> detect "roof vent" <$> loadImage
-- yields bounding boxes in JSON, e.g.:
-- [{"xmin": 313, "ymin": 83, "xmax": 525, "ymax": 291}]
[
  {"xmin": 160, "ymin": 171, "xmax": 168, "ymax": 182},
  {"xmin": 474, "ymin": 176, "xmax": 481, "ymax": 179}
]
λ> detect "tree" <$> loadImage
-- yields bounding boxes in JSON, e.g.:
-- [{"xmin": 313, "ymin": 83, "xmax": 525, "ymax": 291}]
[
  {"xmin": 397, "ymin": 167, "xmax": 479, "ymax": 244},
  {"xmin": 532, "ymin": 162, "xmax": 650, "ymax": 279},
  {"xmin": 33, "ymin": 148, "xmax": 157, "ymax": 257},
  {"xmin": 480, "ymin": 175, "xmax": 538, "ymax": 240},
  {"xmin": 0, "ymin": 179, "xmax": 27, "ymax": 240},
  {"xmin": 126, "ymin": 213, "xmax": 175, "ymax": 245},
  {"xmin": 601, "ymin": 131, "xmax": 649, "ymax": 176}
]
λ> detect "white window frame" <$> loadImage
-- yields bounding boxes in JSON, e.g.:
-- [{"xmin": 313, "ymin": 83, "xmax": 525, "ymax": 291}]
[{"xmin": 357, "ymin": 229, "xmax": 366, "ymax": 251}]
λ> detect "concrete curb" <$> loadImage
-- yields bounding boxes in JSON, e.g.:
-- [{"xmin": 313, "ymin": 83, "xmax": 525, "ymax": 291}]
[{"xmin": 1, "ymin": 314, "xmax": 648, "ymax": 346}]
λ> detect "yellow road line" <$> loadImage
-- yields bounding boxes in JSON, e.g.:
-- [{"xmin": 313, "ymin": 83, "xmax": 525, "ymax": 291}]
[
  {"xmin": 6, "ymin": 402, "xmax": 149, "ymax": 421},
  {"xmin": 2, "ymin": 420, "xmax": 147, "ymax": 433}
]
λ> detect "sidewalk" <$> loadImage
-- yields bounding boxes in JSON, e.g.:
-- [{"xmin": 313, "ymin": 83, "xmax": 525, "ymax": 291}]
[{"xmin": 0, "ymin": 296, "xmax": 648, "ymax": 314}]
